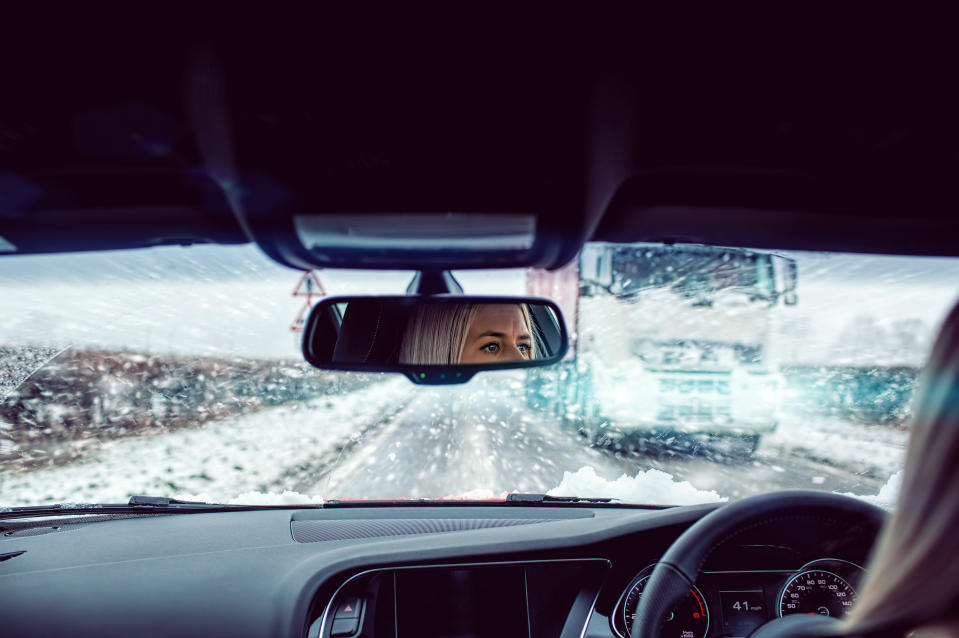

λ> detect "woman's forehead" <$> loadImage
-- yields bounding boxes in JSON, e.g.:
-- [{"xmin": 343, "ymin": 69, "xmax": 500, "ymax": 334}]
[{"xmin": 468, "ymin": 304, "xmax": 526, "ymax": 335}]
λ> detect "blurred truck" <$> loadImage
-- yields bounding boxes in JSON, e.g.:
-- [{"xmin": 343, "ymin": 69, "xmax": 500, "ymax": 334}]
[{"xmin": 527, "ymin": 243, "xmax": 797, "ymax": 457}]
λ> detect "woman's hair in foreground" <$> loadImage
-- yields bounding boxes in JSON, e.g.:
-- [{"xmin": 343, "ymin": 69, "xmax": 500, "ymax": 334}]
[
  {"xmin": 398, "ymin": 303, "xmax": 537, "ymax": 365},
  {"xmin": 843, "ymin": 300, "xmax": 959, "ymax": 634}
]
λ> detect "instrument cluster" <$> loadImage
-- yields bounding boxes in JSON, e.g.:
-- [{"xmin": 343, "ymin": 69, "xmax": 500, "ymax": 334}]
[{"xmin": 612, "ymin": 558, "xmax": 866, "ymax": 638}]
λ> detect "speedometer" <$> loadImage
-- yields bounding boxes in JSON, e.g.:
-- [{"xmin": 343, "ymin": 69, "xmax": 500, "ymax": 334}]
[
  {"xmin": 779, "ymin": 569, "xmax": 856, "ymax": 618},
  {"xmin": 621, "ymin": 572, "xmax": 710, "ymax": 638}
]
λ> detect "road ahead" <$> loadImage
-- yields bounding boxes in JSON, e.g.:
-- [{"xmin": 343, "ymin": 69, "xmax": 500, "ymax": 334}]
[{"xmin": 291, "ymin": 376, "xmax": 901, "ymax": 501}]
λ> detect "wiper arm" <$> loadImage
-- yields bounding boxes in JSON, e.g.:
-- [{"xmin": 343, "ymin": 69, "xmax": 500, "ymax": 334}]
[{"xmin": 0, "ymin": 496, "xmax": 323, "ymax": 520}]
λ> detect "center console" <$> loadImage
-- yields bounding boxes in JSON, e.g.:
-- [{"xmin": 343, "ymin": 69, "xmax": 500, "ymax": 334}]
[{"xmin": 308, "ymin": 559, "xmax": 610, "ymax": 638}]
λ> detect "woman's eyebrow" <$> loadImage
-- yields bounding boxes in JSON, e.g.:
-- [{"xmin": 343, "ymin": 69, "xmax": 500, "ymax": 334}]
[
  {"xmin": 472, "ymin": 331, "xmax": 531, "ymax": 340},
  {"xmin": 473, "ymin": 331, "xmax": 506, "ymax": 340}
]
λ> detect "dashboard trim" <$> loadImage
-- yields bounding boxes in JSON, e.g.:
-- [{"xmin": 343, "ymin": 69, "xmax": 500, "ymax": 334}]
[{"xmin": 702, "ymin": 570, "xmax": 796, "ymax": 575}]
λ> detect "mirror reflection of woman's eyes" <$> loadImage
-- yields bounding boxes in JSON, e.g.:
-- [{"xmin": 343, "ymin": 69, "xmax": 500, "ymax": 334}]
[
  {"xmin": 478, "ymin": 341, "xmax": 531, "ymax": 357},
  {"xmin": 480, "ymin": 342, "xmax": 500, "ymax": 354}
]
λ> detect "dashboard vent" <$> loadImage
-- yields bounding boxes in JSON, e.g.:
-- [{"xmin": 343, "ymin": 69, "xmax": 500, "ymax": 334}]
[{"xmin": 291, "ymin": 518, "xmax": 559, "ymax": 543}]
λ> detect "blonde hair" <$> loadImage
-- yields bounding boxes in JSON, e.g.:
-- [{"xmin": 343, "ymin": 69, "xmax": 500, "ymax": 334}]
[
  {"xmin": 843, "ymin": 300, "xmax": 959, "ymax": 635},
  {"xmin": 398, "ymin": 303, "xmax": 538, "ymax": 365}
]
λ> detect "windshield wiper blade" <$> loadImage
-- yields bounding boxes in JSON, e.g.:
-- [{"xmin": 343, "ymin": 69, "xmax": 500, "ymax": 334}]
[
  {"xmin": 127, "ymin": 495, "xmax": 209, "ymax": 507},
  {"xmin": 505, "ymin": 493, "xmax": 615, "ymax": 504},
  {"xmin": 504, "ymin": 494, "xmax": 673, "ymax": 509},
  {"xmin": 0, "ymin": 497, "xmax": 323, "ymax": 520}
]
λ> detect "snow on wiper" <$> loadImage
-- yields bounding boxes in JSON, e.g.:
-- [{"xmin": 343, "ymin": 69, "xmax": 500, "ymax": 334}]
[
  {"xmin": 505, "ymin": 493, "xmax": 673, "ymax": 508},
  {"xmin": 506, "ymin": 493, "xmax": 615, "ymax": 504}
]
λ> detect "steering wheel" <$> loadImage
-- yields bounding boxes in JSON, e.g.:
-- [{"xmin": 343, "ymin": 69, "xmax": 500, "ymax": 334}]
[{"xmin": 632, "ymin": 490, "xmax": 886, "ymax": 638}]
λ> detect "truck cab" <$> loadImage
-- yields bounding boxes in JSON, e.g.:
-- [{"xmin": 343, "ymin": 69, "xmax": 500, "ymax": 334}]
[{"xmin": 528, "ymin": 243, "xmax": 798, "ymax": 457}]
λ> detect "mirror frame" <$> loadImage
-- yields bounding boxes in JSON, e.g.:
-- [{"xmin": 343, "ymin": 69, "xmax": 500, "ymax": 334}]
[{"xmin": 301, "ymin": 295, "xmax": 570, "ymax": 384}]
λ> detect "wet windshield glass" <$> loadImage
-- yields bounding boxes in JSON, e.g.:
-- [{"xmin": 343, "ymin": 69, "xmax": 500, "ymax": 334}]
[{"xmin": 1, "ymin": 243, "xmax": 957, "ymax": 507}]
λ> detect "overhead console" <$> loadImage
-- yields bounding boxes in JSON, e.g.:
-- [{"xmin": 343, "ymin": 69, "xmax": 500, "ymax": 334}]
[{"xmin": 308, "ymin": 560, "xmax": 609, "ymax": 638}]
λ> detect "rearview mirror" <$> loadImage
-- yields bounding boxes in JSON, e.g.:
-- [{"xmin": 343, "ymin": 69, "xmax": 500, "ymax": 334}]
[{"xmin": 301, "ymin": 296, "xmax": 568, "ymax": 384}]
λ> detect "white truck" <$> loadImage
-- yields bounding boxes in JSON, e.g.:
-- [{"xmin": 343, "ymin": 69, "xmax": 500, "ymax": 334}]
[{"xmin": 527, "ymin": 243, "xmax": 797, "ymax": 457}]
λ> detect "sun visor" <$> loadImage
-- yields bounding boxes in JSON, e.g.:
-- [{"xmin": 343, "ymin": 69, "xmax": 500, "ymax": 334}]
[
  {"xmin": 593, "ymin": 170, "xmax": 959, "ymax": 257},
  {"xmin": 295, "ymin": 213, "xmax": 535, "ymax": 250},
  {"xmin": 256, "ymin": 212, "xmax": 555, "ymax": 271}
]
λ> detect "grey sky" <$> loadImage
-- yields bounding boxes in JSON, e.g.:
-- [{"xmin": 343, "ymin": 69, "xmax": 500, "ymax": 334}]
[{"xmin": 1, "ymin": 243, "xmax": 957, "ymax": 363}]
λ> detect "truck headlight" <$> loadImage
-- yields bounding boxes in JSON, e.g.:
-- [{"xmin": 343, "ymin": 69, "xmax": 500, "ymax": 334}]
[
  {"xmin": 594, "ymin": 368, "xmax": 659, "ymax": 422},
  {"xmin": 731, "ymin": 371, "xmax": 782, "ymax": 418}
]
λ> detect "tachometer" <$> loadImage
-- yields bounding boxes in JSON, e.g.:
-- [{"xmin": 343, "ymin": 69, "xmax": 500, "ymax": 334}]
[
  {"xmin": 621, "ymin": 572, "xmax": 710, "ymax": 638},
  {"xmin": 779, "ymin": 569, "xmax": 856, "ymax": 618}
]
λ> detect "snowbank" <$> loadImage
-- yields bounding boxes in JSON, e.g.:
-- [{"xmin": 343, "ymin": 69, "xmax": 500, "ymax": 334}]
[
  {"xmin": 761, "ymin": 415, "xmax": 906, "ymax": 478},
  {"xmin": 548, "ymin": 465, "xmax": 902, "ymax": 510},
  {"xmin": 186, "ymin": 490, "xmax": 324, "ymax": 505},
  {"xmin": 547, "ymin": 466, "xmax": 725, "ymax": 505},
  {"xmin": 843, "ymin": 470, "xmax": 902, "ymax": 511}
]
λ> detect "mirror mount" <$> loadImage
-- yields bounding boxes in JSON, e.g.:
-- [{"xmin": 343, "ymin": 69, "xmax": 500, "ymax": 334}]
[{"xmin": 405, "ymin": 270, "xmax": 464, "ymax": 295}]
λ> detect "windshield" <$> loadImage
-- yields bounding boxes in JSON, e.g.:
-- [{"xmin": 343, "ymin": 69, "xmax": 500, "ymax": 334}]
[{"xmin": 2, "ymin": 243, "xmax": 957, "ymax": 508}]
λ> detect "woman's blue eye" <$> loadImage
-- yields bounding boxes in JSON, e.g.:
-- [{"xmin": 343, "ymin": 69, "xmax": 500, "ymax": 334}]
[{"xmin": 480, "ymin": 342, "xmax": 499, "ymax": 353}]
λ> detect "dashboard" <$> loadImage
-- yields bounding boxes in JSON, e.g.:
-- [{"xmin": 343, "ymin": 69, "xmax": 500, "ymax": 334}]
[{"xmin": 0, "ymin": 499, "xmax": 884, "ymax": 638}]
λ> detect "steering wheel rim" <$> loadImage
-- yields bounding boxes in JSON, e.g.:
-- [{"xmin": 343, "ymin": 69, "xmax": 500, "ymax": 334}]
[{"xmin": 631, "ymin": 490, "xmax": 886, "ymax": 638}]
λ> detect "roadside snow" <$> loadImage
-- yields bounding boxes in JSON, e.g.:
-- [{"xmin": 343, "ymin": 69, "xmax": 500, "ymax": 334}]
[
  {"xmin": 547, "ymin": 466, "xmax": 726, "ymax": 505},
  {"xmin": 843, "ymin": 470, "xmax": 902, "ymax": 510},
  {"xmin": 214, "ymin": 490, "xmax": 324, "ymax": 505},
  {"xmin": 0, "ymin": 378, "xmax": 410, "ymax": 506},
  {"xmin": 760, "ymin": 415, "xmax": 907, "ymax": 478}
]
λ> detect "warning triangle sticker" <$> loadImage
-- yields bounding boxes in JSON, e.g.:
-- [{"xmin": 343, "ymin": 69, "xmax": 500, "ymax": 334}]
[{"xmin": 292, "ymin": 270, "xmax": 325, "ymax": 297}]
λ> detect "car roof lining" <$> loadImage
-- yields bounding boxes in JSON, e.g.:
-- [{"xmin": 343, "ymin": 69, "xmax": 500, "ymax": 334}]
[{"xmin": 1, "ymin": 16, "xmax": 957, "ymax": 264}]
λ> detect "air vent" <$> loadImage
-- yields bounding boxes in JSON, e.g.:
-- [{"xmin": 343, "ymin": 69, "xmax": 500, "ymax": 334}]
[{"xmin": 291, "ymin": 518, "xmax": 559, "ymax": 543}]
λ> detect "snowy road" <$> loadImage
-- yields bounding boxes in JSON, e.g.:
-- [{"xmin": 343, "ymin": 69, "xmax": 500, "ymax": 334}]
[
  {"xmin": 296, "ymin": 377, "xmax": 902, "ymax": 502},
  {"xmin": 298, "ymin": 378, "xmax": 620, "ymax": 499},
  {"xmin": 0, "ymin": 377, "xmax": 905, "ymax": 507}
]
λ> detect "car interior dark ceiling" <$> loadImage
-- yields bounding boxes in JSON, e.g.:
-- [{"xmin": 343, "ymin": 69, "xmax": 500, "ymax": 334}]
[{"xmin": 1, "ymin": 13, "xmax": 956, "ymax": 266}]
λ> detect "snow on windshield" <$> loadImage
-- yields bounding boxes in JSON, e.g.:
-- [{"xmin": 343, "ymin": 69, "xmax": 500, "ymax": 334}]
[{"xmin": 1, "ymin": 244, "xmax": 957, "ymax": 507}]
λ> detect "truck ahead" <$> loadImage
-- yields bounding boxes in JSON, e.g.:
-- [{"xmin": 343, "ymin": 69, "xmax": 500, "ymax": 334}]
[{"xmin": 527, "ymin": 243, "xmax": 797, "ymax": 457}]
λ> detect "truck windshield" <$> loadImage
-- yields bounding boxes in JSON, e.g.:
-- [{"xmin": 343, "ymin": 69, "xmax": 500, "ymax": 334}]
[{"xmin": 597, "ymin": 245, "xmax": 781, "ymax": 301}]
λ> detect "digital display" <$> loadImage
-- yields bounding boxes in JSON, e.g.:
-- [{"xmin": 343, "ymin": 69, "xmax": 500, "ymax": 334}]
[
  {"xmin": 721, "ymin": 590, "xmax": 768, "ymax": 638},
  {"xmin": 395, "ymin": 566, "xmax": 528, "ymax": 638}
]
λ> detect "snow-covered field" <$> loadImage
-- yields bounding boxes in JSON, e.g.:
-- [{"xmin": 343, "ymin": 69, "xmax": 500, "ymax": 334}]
[{"xmin": 0, "ymin": 379, "xmax": 411, "ymax": 506}]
